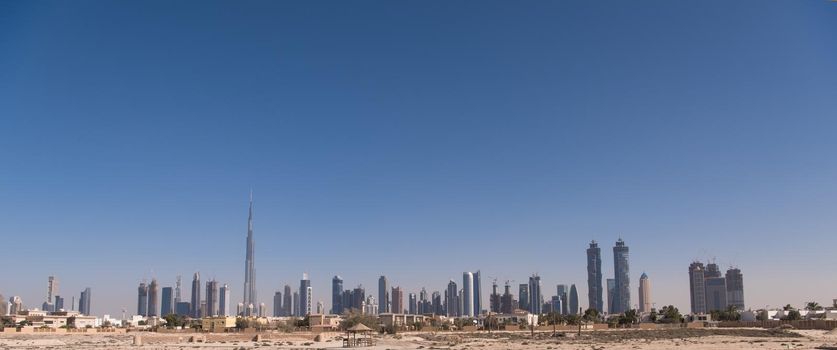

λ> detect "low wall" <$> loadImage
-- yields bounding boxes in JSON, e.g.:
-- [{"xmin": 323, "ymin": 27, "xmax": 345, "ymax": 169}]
[{"xmin": 718, "ymin": 320, "xmax": 837, "ymax": 330}]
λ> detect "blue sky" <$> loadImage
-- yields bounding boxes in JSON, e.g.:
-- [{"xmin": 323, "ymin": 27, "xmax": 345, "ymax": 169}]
[{"xmin": 2, "ymin": 1, "xmax": 836, "ymax": 317}]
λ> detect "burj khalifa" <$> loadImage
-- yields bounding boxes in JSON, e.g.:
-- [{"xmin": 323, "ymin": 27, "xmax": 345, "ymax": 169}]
[{"xmin": 243, "ymin": 190, "xmax": 257, "ymax": 315}]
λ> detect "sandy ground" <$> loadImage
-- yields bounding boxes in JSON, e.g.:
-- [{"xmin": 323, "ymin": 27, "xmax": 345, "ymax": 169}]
[{"xmin": 1, "ymin": 328, "xmax": 836, "ymax": 349}]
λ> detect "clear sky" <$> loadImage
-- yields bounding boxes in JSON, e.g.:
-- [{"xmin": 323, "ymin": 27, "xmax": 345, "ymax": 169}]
[{"xmin": 2, "ymin": 1, "xmax": 836, "ymax": 317}]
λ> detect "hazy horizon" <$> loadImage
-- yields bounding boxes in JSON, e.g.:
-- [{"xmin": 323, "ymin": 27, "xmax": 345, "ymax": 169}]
[{"xmin": 2, "ymin": 0, "xmax": 836, "ymax": 318}]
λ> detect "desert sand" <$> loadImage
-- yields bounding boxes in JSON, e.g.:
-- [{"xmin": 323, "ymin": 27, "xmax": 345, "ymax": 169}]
[{"xmin": 1, "ymin": 328, "xmax": 837, "ymax": 349}]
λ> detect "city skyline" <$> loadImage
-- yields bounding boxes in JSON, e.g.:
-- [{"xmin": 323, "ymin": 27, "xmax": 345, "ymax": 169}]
[{"xmin": 3, "ymin": 1, "xmax": 837, "ymax": 319}]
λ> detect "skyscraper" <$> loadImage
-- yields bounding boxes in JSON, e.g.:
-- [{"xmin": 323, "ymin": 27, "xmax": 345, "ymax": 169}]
[
  {"xmin": 79, "ymin": 288, "xmax": 91, "ymax": 316},
  {"xmin": 473, "ymin": 270, "xmax": 482, "ymax": 316},
  {"xmin": 243, "ymin": 190, "xmax": 257, "ymax": 316},
  {"xmin": 418, "ymin": 288, "xmax": 430, "ymax": 314},
  {"xmin": 176, "ymin": 302, "xmax": 191, "ymax": 317},
  {"xmin": 161, "ymin": 287, "xmax": 174, "ymax": 316},
  {"xmin": 206, "ymin": 279, "xmax": 219, "ymax": 317},
  {"xmin": 378, "ymin": 276, "xmax": 389, "ymax": 314},
  {"xmin": 446, "ymin": 280, "xmax": 458, "ymax": 317},
  {"xmin": 528, "ymin": 275, "xmax": 542, "ymax": 314},
  {"xmin": 299, "ymin": 273, "xmax": 311, "ymax": 316},
  {"xmin": 175, "ymin": 275, "xmax": 182, "ymax": 304},
  {"xmin": 705, "ymin": 276, "xmax": 727, "ymax": 312},
  {"xmin": 332, "ymin": 275, "xmax": 344, "ymax": 315},
  {"xmin": 489, "ymin": 281, "xmax": 500, "ymax": 313},
  {"xmin": 148, "ymin": 278, "xmax": 159, "ymax": 317},
  {"xmin": 638, "ymin": 273, "xmax": 651, "ymax": 313},
  {"xmin": 43, "ymin": 276, "xmax": 58, "ymax": 312},
  {"xmin": 137, "ymin": 282, "xmax": 148, "ymax": 316},
  {"xmin": 606, "ymin": 279, "xmax": 615, "ymax": 314},
  {"xmin": 408, "ymin": 293, "xmax": 417, "ymax": 314},
  {"xmin": 0, "ymin": 294, "xmax": 6, "ymax": 316},
  {"xmin": 283, "ymin": 285, "xmax": 293, "ymax": 316},
  {"xmin": 688, "ymin": 262, "xmax": 707, "ymax": 314},
  {"xmin": 191, "ymin": 272, "xmax": 201, "ymax": 318},
  {"xmin": 10, "ymin": 296, "xmax": 23, "ymax": 315},
  {"xmin": 556, "ymin": 285, "xmax": 568, "ymax": 315},
  {"xmin": 725, "ymin": 268, "xmax": 745, "ymax": 310},
  {"xmin": 586, "ymin": 241, "xmax": 604, "ymax": 312},
  {"xmin": 432, "ymin": 291, "xmax": 443, "ymax": 315},
  {"xmin": 518, "ymin": 284, "xmax": 529, "ymax": 312},
  {"xmin": 612, "ymin": 238, "xmax": 630, "ymax": 314},
  {"xmin": 273, "ymin": 291, "xmax": 283, "ymax": 317},
  {"xmin": 569, "ymin": 284, "xmax": 579, "ymax": 315},
  {"xmin": 54, "ymin": 296, "xmax": 64, "ymax": 311},
  {"xmin": 292, "ymin": 291, "xmax": 299, "ymax": 316},
  {"xmin": 219, "ymin": 284, "xmax": 231, "ymax": 316},
  {"xmin": 462, "ymin": 272, "xmax": 474, "ymax": 317},
  {"xmin": 391, "ymin": 286, "xmax": 404, "ymax": 314}
]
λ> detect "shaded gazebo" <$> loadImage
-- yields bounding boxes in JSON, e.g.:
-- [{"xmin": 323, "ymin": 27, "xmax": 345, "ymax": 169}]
[{"xmin": 343, "ymin": 323, "xmax": 375, "ymax": 347}]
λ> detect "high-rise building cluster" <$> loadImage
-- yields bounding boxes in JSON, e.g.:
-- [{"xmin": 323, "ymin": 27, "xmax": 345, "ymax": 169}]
[
  {"xmin": 689, "ymin": 261, "xmax": 745, "ymax": 314},
  {"xmin": 2, "ymin": 194, "xmax": 752, "ymax": 322},
  {"xmin": 137, "ymin": 274, "xmax": 232, "ymax": 318},
  {"xmin": 2, "ymin": 276, "xmax": 92, "ymax": 317}
]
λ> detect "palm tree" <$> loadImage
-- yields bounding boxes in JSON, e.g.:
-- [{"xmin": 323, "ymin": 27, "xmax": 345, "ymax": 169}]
[
  {"xmin": 805, "ymin": 302, "xmax": 822, "ymax": 311},
  {"xmin": 583, "ymin": 308, "xmax": 599, "ymax": 323},
  {"xmin": 619, "ymin": 309, "xmax": 639, "ymax": 326}
]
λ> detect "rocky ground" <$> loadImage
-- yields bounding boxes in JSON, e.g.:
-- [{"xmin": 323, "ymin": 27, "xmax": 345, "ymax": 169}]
[{"xmin": 1, "ymin": 328, "xmax": 836, "ymax": 349}]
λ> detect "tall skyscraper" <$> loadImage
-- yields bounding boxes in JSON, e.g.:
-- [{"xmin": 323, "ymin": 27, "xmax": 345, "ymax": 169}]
[
  {"xmin": 489, "ymin": 281, "xmax": 500, "ymax": 313},
  {"xmin": 299, "ymin": 273, "xmax": 312, "ymax": 316},
  {"xmin": 725, "ymin": 268, "xmax": 745, "ymax": 310},
  {"xmin": 332, "ymin": 275, "xmax": 344, "ymax": 315},
  {"xmin": 462, "ymin": 272, "xmax": 474, "ymax": 317},
  {"xmin": 569, "ymin": 284, "xmax": 579, "ymax": 315},
  {"xmin": 79, "ymin": 288, "xmax": 91, "ymax": 316},
  {"xmin": 528, "ymin": 275, "xmax": 542, "ymax": 314},
  {"xmin": 243, "ymin": 190, "xmax": 257, "ymax": 316},
  {"xmin": 10, "ymin": 296, "xmax": 23, "ymax": 315},
  {"xmin": 191, "ymin": 272, "xmax": 201, "ymax": 318},
  {"xmin": 292, "ymin": 291, "xmax": 299, "ymax": 316},
  {"xmin": 473, "ymin": 270, "xmax": 482, "ymax": 315},
  {"xmin": 0, "ymin": 294, "xmax": 6, "ymax": 316},
  {"xmin": 556, "ymin": 285, "xmax": 568, "ymax": 315},
  {"xmin": 518, "ymin": 284, "xmax": 529, "ymax": 312},
  {"xmin": 161, "ymin": 287, "xmax": 174, "ymax": 316},
  {"xmin": 283, "ymin": 285, "xmax": 293, "ymax": 316},
  {"xmin": 688, "ymin": 262, "xmax": 707, "ymax": 314},
  {"xmin": 219, "ymin": 284, "xmax": 231, "ymax": 316},
  {"xmin": 43, "ymin": 276, "xmax": 58, "ymax": 312},
  {"xmin": 206, "ymin": 279, "xmax": 219, "ymax": 317},
  {"xmin": 445, "ymin": 280, "xmax": 458, "ymax": 317},
  {"xmin": 137, "ymin": 282, "xmax": 149, "ymax": 316},
  {"xmin": 175, "ymin": 275, "xmax": 182, "ymax": 304},
  {"xmin": 408, "ymin": 293, "xmax": 417, "ymax": 314},
  {"xmin": 612, "ymin": 239, "xmax": 630, "ymax": 314},
  {"xmin": 54, "ymin": 295, "xmax": 64, "ymax": 311},
  {"xmin": 586, "ymin": 241, "xmax": 604, "ymax": 312},
  {"xmin": 606, "ymin": 279, "xmax": 615, "ymax": 314},
  {"xmin": 704, "ymin": 276, "xmax": 727, "ymax": 312},
  {"xmin": 432, "ymin": 291, "xmax": 443, "ymax": 315},
  {"xmin": 273, "ymin": 291, "xmax": 283, "ymax": 317},
  {"xmin": 148, "ymin": 278, "xmax": 159, "ymax": 317},
  {"xmin": 378, "ymin": 276, "xmax": 389, "ymax": 314},
  {"xmin": 418, "ymin": 288, "xmax": 430, "ymax": 314},
  {"xmin": 391, "ymin": 286, "xmax": 404, "ymax": 314},
  {"xmin": 638, "ymin": 273, "xmax": 651, "ymax": 313}
]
